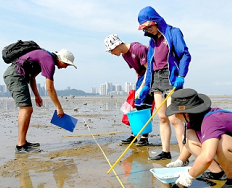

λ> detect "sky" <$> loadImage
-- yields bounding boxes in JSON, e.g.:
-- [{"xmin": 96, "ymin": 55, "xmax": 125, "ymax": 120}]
[{"xmin": 0, "ymin": 0, "xmax": 232, "ymax": 95}]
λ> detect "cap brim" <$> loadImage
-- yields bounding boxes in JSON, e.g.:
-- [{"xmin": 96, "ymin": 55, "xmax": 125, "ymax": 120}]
[
  {"xmin": 138, "ymin": 24, "xmax": 147, "ymax": 30},
  {"xmin": 105, "ymin": 48, "xmax": 111, "ymax": 52},
  {"xmin": 166, "ymin": 94, "xmax": 211, "ymax": 116},
  {"xmin": 65, "ymin": 62, "xmax": 77, "ymax": 69},
  {"xmin": 57, "ymin": 55, "xmax": 77, "ymax": 69},
  {"xmin": 70, "ymin": 64, "xmax": 77, "ymax": 69},
  {"xmin": 105, "ymin": 41, "xmax": 123, "ymax": 52},
  {"xmin": 138, "ymin": 21, "xmax": 157, "ymax": 30}
]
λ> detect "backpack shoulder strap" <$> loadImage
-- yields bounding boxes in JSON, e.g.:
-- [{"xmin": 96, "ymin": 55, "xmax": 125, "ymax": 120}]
[{"xmin": 204, "ymin": 110, "xmax": 232, "ymax": 118}]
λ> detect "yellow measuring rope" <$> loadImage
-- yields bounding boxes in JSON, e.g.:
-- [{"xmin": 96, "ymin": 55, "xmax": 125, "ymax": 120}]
[
  {"xmin": 90, "ymin": 133, "xmax": 125, "ymax": 188},
  {"xmin": 78, "ymin": 111, "xmax": 125, "ymax": 188},
  {"xmin": 107, "ymin": 87, "xmax": 176, "ymax": 174}
]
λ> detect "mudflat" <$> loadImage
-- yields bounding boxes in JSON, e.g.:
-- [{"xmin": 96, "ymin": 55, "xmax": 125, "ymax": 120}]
[{"xmin": 0, "ymin": 95, "xmax": 230, "ymax": 188}]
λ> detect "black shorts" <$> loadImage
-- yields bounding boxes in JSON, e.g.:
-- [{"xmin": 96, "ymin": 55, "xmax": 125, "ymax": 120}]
[{"xmin": 150, "ymin": 68, "xmax": 173, "ymax": 98}]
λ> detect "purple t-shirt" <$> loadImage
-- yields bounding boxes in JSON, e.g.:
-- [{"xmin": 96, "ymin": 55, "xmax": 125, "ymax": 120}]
[
  {"xmin": 189, "ymin": 108, "xmax": 232, "ymax": 143},
  {"xmin": 122, "ymin": 42, "xmax": 147, "ymax": 78},
  {"xmin": 153, "ymin": 35, "xmax": 169, "ymax": 71},
  {"xmin": 16, "ymin": 49, "xmax": 56, "ymax": 80}
]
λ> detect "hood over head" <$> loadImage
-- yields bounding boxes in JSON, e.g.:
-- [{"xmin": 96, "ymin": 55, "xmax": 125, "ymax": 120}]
[{"xmin": 138, "ymin": 6, "xmax": 167, "ymax": 34}]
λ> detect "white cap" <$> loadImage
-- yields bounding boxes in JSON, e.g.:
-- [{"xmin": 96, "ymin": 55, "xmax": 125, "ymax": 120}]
[
  {"xmin": 104, "ymin": 34, "xmax": 124, "ymax": 52},
  {"xmin": 54, "ymin": 49, "xmax": 77, "ymax": 69}
]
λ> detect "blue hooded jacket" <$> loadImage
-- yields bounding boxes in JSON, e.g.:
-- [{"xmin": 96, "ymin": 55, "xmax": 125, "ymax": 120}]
[{"xmin": 138, "ymin": 6, "xmax": 191, "ymax": 100}]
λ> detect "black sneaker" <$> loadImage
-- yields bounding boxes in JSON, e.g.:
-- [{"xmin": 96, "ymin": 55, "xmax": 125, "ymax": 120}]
[
  {"xmin": 148, "ymin": 151, "xmax": 171, "ymax": 160},
  {"xmin": 183, "ymin": 159, "xmax": 189, "ymax": 166},
  {"xmin": 200, "ymin": 171, "xmax": 227, "ymax": 180},
  {"xmin": 136, "ymin": 138, "xmax": 149, "ymax": 146},
  {"xmin": 15, "ymin": 144, "xmax": 41, "ymax": 154},
  {"xmin": 121, "ymin": 136, "xmax": 137, "ymax": 144},
  {"xmin": 26, "ymin": 141, "xmax": 40, "ymax": 147},
  {"xmin": 221, "ymin": 179, "xmax": 232, "ymax": 188}
]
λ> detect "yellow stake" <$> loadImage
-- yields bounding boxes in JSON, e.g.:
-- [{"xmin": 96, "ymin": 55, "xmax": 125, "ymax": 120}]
[{"xmin": 107, "ymin": 87, "xmax": 176, "ymax": 174}]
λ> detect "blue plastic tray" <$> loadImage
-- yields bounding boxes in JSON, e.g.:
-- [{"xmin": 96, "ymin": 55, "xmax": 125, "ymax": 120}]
[{"xmin": 150, "ymin": 167, "xmax": 191, "ymax": 184}]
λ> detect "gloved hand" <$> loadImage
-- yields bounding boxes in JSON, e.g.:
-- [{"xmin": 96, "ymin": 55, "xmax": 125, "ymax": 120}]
[
  {"xmin": 166, "ymin": 159, "xmax": 183, "ymax": 168},
  {"xmin": 174, "ymin": 76, "xmax": 184, "ymax": 89},
  {"xmin": 135, "ymin": 87, "xmax": 142, "ymax": 99},
  {"xmin": 176, "ymin": 171, "xmax": 194, "ymax": 187},
  {"xmin": 139, "ymin": 86, "xmax": 149, "ymax": 99}
]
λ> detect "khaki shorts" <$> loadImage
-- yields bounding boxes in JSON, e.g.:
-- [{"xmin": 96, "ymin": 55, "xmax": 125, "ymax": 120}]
[{"xmin": 3, "ymin": 64, "xmax": 32, "ymax": 107}]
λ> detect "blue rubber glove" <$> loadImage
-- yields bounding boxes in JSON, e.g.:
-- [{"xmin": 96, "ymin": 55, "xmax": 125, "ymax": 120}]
[
  {"xmin": 174, "ymin": 76, "xmax": 184, "ymax": 89},
  {"xmin": 139, "ymin": 86, "xmax": 149, "ymax": 99}
]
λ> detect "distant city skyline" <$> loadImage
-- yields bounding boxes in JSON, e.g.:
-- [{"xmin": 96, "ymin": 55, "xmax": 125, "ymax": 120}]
[
  {"xmin": 0, "ymin": 83, "xmax": 47, "ymax": 97},
  {"xmin": 0, "ymin": 81, "xmax": 135, "ymax": 97},
  {"xmin": 97, "ymin": 81, "xmax": 135, "ymax": 96}
]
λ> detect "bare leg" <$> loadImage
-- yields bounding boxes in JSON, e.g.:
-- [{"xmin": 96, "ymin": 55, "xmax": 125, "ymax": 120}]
[
  {"xmin": 154, "ymin": 92, "xmax": 171, "ymax": 152},
  {"xmin": 167, "ymin": 97, "xmax": 184, "ymax": 152},
  {"xmin": 186, "ymin": 129, "xmax": 223, "ymax": 173},
  {"xmin": 17, "ymin": 106, "xmax": 33, "ymax": 146},
  {"xmin": 169, "ymin": 115, "xmax": 184, "ymax": 152},
  {"xmin": 216, "ymin": 134, "xmax": 232, "ymax": 178}
]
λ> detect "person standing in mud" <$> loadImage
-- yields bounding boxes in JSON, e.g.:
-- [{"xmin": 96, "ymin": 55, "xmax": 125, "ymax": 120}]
[
  {"xmin": 165, "ymin": 88, "xmax": 232, "ymax": 188},
  {"xmin": 104, "ymin": 34, "xmax": 154, "ymax": 146},
  {"xmin": 3, "ymin": 48, "xmax": 77, "ymax": 153},
  {"xmin": 137, "ymin": 6, "xmax": 191, "ymax": 160}
]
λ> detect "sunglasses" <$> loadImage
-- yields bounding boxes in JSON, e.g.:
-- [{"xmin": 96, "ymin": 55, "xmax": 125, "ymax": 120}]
[{"xmin": 142, "ymin": 25, "xmax": 154, "ymax": 32}]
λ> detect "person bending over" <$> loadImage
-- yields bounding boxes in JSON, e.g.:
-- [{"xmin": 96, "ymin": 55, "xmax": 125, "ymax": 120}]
[
  {"xmin": 165, "ymin": 88, "xmax": 232, "ymax": 188},
  {"xmin": 104, "ymin": 34, "xmax": 154, "ymax": 146},
  {"xmin": 4, "ymin": 48, "xmax": 77, "ymax": 153}
]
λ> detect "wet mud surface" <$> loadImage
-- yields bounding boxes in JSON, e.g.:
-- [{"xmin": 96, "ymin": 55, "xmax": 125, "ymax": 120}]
[{"xmin": 0, "ymin": 95, "xmax": 231, "ymax": 188}]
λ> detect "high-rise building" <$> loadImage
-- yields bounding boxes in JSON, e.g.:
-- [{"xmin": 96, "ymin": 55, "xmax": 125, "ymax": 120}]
[
  {"xmin": 105, "ymin": 82, "xmax": 113, "ymax": 95},
  {"xmin": 131, "ymin": 83, "xmax": 136, "ymax": 90},
  {"xmin": 124, "ymin": 82, "xmax": 135, "ymax": 93},
  {"xmin": 124, "ymin": 82, "xmax": 130, "ymax": 93},
  {"xmin": 0, "ymin": 85, "xmax": 4, "ymax": 93},
  {"xmin": 3, "ymin": 85, "xmax": 8, "ymax": 93},
  {"xmin": 44, "ymin": 82, "xmax": 47, "ymax": 96},
  {"xmin": 37, "ymin": 83, "xmax": 42, "ymax": 95},
  {"xmin": 100, "ymin": 84, "xmax": 107, "ymax": 95},
  {"xmin": 99, "ymin": 82, "xmax": 131, "ymax": 95},
  {"xmin": 115, "ymin": 84, "xmax": 122, "ymax": 91},
  {"xmin": 91, "ymin": 87, "xmax": 98, "ymax": 94}
]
